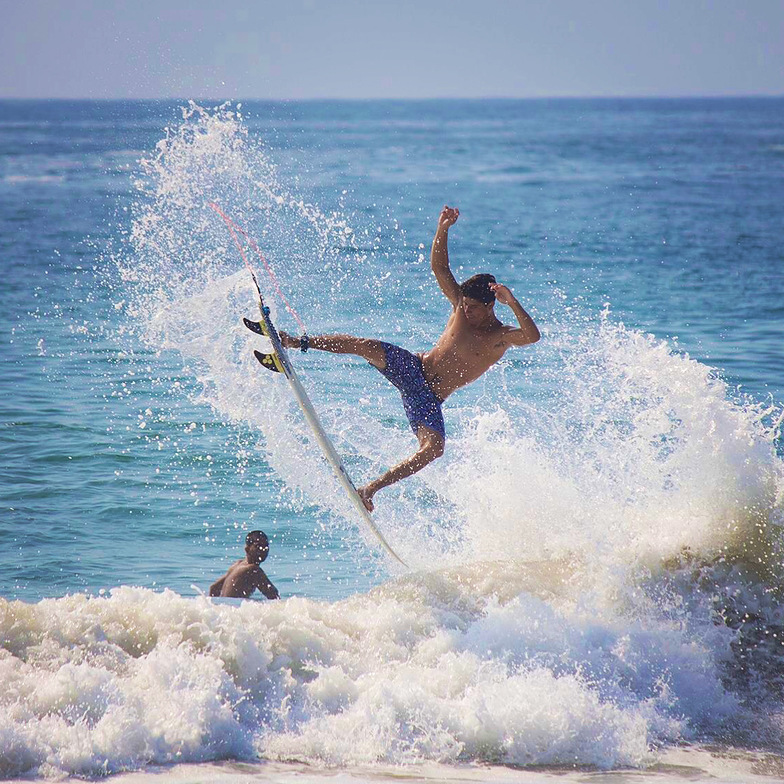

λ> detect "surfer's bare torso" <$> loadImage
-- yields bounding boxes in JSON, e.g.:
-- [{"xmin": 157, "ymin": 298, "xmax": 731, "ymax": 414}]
[
  {"xmin": 421, "ymin": 305, "xmax": 520, "ymax": 400},
  {"xmin": 210, "ymin": 560, "xmax": 278, "ymax": 599}
]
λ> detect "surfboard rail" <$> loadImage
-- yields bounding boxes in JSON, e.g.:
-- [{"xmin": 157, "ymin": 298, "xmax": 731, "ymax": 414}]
[{"xmin": 251, "ymin": 299, "xmax": 408, "ymax": 568}]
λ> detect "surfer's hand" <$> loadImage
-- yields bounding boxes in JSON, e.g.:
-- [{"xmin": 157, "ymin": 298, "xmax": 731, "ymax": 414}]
[
  {"xmin": 489, "ymin": 283, "xmax": 514, "ymax": 305},
  {"xmin": 278, "ymin": 331, "xmax": 298, "ymax": 349},
  {"xmin": 438, "ymin": 205, "xmax": 459, "ymax": 231}
]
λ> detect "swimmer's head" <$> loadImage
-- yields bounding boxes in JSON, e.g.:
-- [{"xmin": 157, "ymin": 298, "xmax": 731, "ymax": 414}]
[
  {"xmin": 245, "ymin": 530, "xmax": 270, "ymax": 562},
  {"xmin": 460, "ymin": 273, "xmax": 496, "ymax": 305}
]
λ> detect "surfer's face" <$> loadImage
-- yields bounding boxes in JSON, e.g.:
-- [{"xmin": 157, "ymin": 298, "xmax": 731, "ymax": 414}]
[
  {"xmin": 245, "ymin": 539, "xmax": 269, "ymax": 563},
  {"xmin": 461, "ymin": 296, "xmax": 493, "ymax": 325}
]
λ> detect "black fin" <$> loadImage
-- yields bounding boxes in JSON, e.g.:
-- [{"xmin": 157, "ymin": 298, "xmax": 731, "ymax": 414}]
[
  {"xmin": 253, "ymin": 350, "xmax": 281, "ymax": 373},
  {"xmin": 243, "ymin": 317, "xmax": 265, "ymax": 335}
]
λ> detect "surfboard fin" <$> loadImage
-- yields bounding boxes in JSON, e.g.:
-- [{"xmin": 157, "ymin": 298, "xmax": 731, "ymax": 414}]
[
  {"xmin": 253, "ymin": 350, "xmax": 282, "ymax": 373},
  {"xmin": 243, "ymin": 317, "xmax": 266, "ymax": 336}
]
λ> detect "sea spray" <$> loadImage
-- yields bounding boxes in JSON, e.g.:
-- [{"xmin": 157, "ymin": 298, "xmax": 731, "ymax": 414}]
[
  {"xmin": 443, "ymin": 309, "xmax": 784, "ymax": 570},
  {"xmin": 114, "ymin": 102, "xmax": 407, "ymax": 562},
  {"xmin": 120, "ymin": 101, "xmax": 371, "ymax": 331}
]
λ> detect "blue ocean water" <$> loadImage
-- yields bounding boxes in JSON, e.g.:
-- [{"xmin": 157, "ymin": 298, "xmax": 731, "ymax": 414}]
[{"xmin": 1, "ymin": 98, "xmax": 784, "ymax": 779}]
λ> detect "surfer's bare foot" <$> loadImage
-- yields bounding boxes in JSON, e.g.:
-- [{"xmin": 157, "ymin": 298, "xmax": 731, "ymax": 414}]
[{"xmin": 357, "ymin": 486, "xmax": 375, "ymax": 512}]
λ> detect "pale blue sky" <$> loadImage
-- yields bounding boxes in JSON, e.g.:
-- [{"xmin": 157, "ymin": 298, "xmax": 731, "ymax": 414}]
[{"xmin": 2, "ymin": 0, "xmax": 782, "ymax": 99}]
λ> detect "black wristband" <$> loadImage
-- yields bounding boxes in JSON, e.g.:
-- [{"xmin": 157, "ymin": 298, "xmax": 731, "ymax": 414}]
[{"xmin": 300, "ymin": 334, "xmax": 309, "ymax": 353}]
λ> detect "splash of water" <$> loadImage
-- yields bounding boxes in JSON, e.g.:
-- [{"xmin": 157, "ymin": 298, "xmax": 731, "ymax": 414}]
[
  {"xmin": 0, "ymin": 576, "xmax": 732, "ymax": 777},
  {"xmin": 117, "ymin": 103, "xmax": 784, "ymax": 581},
  {"xmin": 119, "ymin": 101, "xmax": 365, "ymax": 331},
  {"xmin": 446, "ymin": 310, "xmax": 784, "ymax": 572}
]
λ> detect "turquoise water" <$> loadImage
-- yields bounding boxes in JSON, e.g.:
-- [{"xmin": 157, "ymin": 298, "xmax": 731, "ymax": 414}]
[{"xmin": 1, "ymin": 98, "xmax": 784, "ymax": 778}]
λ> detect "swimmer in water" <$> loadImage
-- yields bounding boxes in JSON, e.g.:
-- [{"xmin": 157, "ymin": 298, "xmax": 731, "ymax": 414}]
[{"xmin": 209, "ymin": 530, "xmax": 279, "ymax": 599}]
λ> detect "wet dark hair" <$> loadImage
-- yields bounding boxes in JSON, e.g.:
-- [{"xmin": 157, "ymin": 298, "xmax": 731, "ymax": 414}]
[
  {"xmin": 459, "ymin": 273, "xmax": 496, "ymax": 305},
  {"xmin": 245, "ymin": 530, "xmax": 269, "ymax": 548}
]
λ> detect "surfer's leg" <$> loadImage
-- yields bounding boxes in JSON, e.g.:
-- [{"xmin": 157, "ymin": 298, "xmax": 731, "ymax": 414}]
[
  {"xmin": 357, "ymin": 426, "xmax": 445, "ymax": 511},
  {"xmin": 280, "ymin": 332, "xmax": 388, "ymax": 369}
]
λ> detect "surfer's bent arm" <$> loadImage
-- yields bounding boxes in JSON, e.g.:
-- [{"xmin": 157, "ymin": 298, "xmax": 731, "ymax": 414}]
[
  {"xmin": 431, "ymin": 206, "xmax": 461, "ymax": 307},
  {"xmin": 491, "ymin": 284, "xmax": 540, "ymax": 345}
]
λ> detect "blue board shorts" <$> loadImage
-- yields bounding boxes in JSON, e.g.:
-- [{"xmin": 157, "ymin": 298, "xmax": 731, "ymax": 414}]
[{"xmin": 373, "ymin": 342, "xmax": 445, "ymax": 440}]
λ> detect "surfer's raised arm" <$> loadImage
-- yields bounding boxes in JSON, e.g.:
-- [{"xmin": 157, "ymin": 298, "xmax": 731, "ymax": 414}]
[{"xmin": 431, "ymin": 205, "xmax": 461, "ymax": 307}]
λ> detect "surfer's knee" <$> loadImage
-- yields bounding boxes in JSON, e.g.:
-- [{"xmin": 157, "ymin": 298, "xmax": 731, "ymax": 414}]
[{"xmin": 418, "ymin": 430, "xmax": 445, "ymax": 462}]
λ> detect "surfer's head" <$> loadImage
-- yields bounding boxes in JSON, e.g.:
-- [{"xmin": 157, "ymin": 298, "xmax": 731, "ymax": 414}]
[
  {"xmin": 245, "ymin": 530, "xmax": 270, "ymax": 563},
  {"xmin": 460, "ymin": 273, "xmax": 496, "ymax": 305},
  {"xmin": 460, "ymin": 274, "xmax": 496, "ymax": 325}
]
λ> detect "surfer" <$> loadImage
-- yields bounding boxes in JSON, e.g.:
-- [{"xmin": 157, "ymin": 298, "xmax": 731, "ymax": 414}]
[
  {"xmin": 209, "ymin": 530, "xmax": 280, "ymax": 599},
  {"xmin": 280, "ymin": 205, "xmax": 540, "ymax": 511}
]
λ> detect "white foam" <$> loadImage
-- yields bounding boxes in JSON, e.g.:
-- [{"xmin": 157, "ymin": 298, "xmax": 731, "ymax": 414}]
[
  {"xmin": 0, "ymin": 570, "xmax": 743, "ymax": 777},
  {"xmin": 442, "ymin": 314, "xmax": 783, "ymax": 571}
]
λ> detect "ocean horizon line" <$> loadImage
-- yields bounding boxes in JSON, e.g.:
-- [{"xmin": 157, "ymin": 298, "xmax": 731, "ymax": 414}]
[{"xmin": 0, "ymin": 93, "xmax": 783, "ymax": 104}]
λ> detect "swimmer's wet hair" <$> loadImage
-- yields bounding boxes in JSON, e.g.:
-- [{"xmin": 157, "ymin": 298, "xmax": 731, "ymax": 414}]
[
  {"xmin": 460, "ymin": 273, "xmax": 496, "ymax": 304},
  {"xmin": 246, "ymin": 530, "xmax": 269, "ymax": 547}
]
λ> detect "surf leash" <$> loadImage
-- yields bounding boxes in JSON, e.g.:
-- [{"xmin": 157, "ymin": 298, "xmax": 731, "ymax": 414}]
[{"xmin": 208, "ymin": 201, "xmax": 308, "ymax": 336}]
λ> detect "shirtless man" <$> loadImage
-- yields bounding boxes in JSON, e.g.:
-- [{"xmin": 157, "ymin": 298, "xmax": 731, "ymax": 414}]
[
  {"xmin": 280, "ymin": 205, "xmax": 540, "ymax": 511},
  {"xmin": 209, "ymin": 530, "xmax": 280, "ymax": 599}
]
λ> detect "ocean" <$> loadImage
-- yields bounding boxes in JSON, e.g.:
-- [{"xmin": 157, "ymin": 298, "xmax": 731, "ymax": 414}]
[{"xmin": 1, "ymin": 97, "xmax": 783, "ymax": 782}]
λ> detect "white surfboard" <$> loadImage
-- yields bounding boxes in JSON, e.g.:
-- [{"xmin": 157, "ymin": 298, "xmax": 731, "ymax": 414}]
[{"xmin": 246, "ymin": 291, "xmax": 407, "ymax": 568}]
